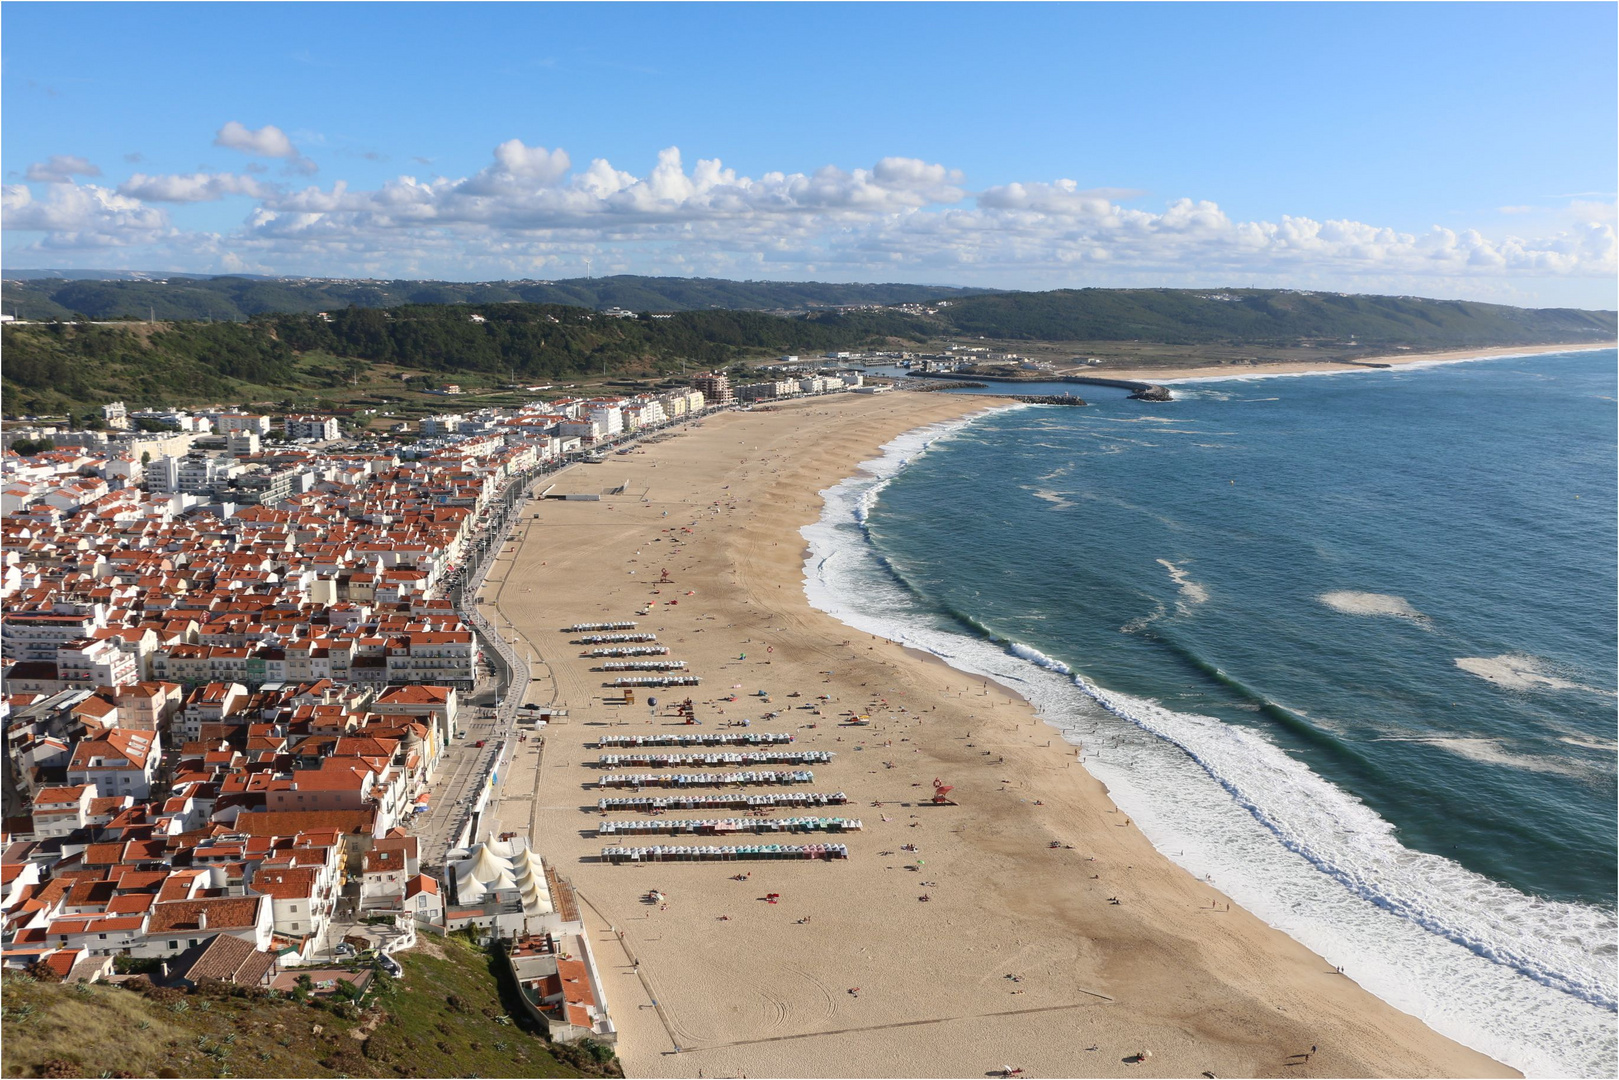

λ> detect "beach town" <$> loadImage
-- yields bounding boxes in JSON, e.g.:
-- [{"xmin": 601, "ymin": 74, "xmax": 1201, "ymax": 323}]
[{"xmin": 0, "ymin": 369, "xmax": 1524, "ymax": 1078}]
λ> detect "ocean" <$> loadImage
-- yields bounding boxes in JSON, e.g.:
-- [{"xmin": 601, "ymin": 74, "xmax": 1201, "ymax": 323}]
[{"xmin": 801, "ymin": 349, "xmax": 1618, "ymax": 1077}]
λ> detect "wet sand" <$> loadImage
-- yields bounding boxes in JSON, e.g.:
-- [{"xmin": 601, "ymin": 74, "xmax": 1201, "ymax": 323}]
[{"xmin": 484, "ymin": 390, "xmax": 1517, "ymax": 1079}]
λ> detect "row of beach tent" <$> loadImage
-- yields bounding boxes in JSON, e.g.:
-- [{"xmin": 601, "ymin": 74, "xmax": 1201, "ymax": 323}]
[
  {"xmin": 597, "ymin": 792, "xmax": 848, "ymax": 811},
  {"xmin": 575, "ymin": 633, "xmax": 658, "ymax": 644},
  {"xmin": 562, "ymin": 621, "xmax": 637, "ymax": 632},
  {"xmin": 602, "ymin": 843, "xmax": 849, "ymax": 863},
  {"xmin": 594, "ymin": 660, "xmax": 688, "ymax": 671},
  {"xmin": 597, "ymin": 750, "xmax": 833, "ymax": 767},
  {"xmin": 597, "ymin": 770, "xmax": 814, "ymax": 788},
  {"xmin": 583, "ymin": 645, "xmax": 668, "ymax": 657},
  {"xmin": 608, "ymin": 675, "xmax": 701, "ymax": 687},
  {"xmin": 596, "ymin": 732, "xmax": 794, "ymax": 748},
  {"xmin": 598, "ymin": 817, "xmax": 863, "ymax": 836}
]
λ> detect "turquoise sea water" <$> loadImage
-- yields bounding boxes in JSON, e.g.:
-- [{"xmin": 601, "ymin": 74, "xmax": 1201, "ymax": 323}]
[{"xmin": 802, "ymin": 349, "xmax": 1617, "ymax": 1076}]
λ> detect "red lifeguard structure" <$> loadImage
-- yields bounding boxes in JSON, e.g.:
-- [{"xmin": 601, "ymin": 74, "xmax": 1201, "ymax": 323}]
[{"xmin": 931, "ymin": 778, "xmax": 956, "ymax": 805}]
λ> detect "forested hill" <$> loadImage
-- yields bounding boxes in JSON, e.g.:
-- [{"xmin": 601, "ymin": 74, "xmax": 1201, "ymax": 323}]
[
  {"xmin": 0, "ymin": 303, "xmax": 932, "ymax": 412},
  {"xmin": 933, "ymin": 289, "xmax": 1616, "ymax": 347},
  {"xmin": 4, "ymin": 272, "xmax": 1612, "ymax": 349},
  {"xmin": 0, "ymin": 272, "xmax": 994, "ymax": 322},
  {"xmin": 2, "ymin": 290, "xmax": 1611, "ymax": 415}
]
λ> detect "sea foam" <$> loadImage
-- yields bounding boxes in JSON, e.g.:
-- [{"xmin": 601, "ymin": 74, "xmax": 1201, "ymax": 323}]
[
  {"xmin": 801, "ymin": 411, "xmax": 1618, "ymax": 1078},
  {"xmin": 1318, "ymin": 590, "xmax": 1427, "ymax": 620},
  {"xmin": 1157, "ymin": 558, "xmax": 1210, "ymax": 609},
  {"xmin": 1455, "ymin": 653, "xmax": 1613, "ymax": 696},
  {"xmin": 1405, "ymin": 737, "xmax": 1590, "ymax": 779}
]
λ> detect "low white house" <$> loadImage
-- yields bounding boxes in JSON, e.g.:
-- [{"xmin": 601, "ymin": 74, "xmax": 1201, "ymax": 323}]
[{"xmin": 66, "ymin": 729, "xmax": 161, "ymax": 799}]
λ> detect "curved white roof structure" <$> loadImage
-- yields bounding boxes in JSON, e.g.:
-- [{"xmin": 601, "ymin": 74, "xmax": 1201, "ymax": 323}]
[{"xmin": 450, "ymin": 837, "xmax": 555, "ymax": 916}]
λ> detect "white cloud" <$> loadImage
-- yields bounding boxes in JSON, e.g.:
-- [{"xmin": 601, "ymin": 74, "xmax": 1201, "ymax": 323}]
[
  {"xmin": 215, "ymin": 121, "xmax": 296, "ymax": 158},
  {"xmin": 214, "ymin": 121, "xmax": 316, "ymax": 174},
  {"xmin": 2, "ymin": 182, "xmax": 170, "ymax": 248},
  {"xmin": 5, "ymin": 142, "xmax": 1614, "ymax": 299},
  {"xmin": 245, "ymin": 143, "xmax": 968, "ymax": 242},
  {"xmin": 118, "ymin": 172, "xmax": 271, "ymax": 203},
  {"xmin": 24, "ymin": 155, "xmax": 102, "ymax": 183},
  {"xmin": 489, "ymin": 139, "xmax": 571, "ymax": 184}
]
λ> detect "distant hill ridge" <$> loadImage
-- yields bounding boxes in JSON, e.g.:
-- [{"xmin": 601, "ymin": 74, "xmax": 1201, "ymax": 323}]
[
  {"xmin": 2, "ymin": 284, "xmax": 1611, "ymax": 417},
  {"xmin": 0, "ymin": 272, "xmax": 996, "ymax": 322}
]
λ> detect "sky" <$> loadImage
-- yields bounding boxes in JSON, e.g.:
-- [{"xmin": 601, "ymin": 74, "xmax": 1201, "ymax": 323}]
[{"xmin": 3, "ymin": 2, "xmax": 1615, "ymax": 307}]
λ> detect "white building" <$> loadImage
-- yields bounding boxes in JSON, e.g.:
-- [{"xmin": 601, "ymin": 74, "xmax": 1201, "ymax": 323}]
[
  {"xmin": 284, "ymin": 415, "xmax": 342, "ymax": 441},
  {"xmin": 360, "ymin": 835, "xmax": 420, "ymax": 910},
  {"xmin": 212, "ymin": 413, "xmax": 273, "ymax": 435},
  {"xmin": 56, "ymin": 637, "xmax": 139, "ymax": 689},
  {"xmin": 66, "ymin": 729, "xmax": 161, "ymax": 799},
  {"xmin": 587, "ymin": 405, "xmax": 624, "ymax": 439},
  {"xmin": 226, "ymin": 432, "xmax": 261, "ymax": 457},
  {"xmin": 421, "ymin": 414, "xmax": 465, "ymax": 437},
  {"xmin": 3, "ymin": 610, "xmax": 105, "ymax": 663},
  {"xmin": 30, "ymin": 784, "xmax": 96, "ymax": 839}
]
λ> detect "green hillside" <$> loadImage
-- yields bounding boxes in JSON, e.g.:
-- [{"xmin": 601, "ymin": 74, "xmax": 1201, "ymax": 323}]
[
  {"xmin": 932, "ymin": 288, "xmax": 1616, "ymax": 348},
  {"xmin": 0, "ymin": 273, "xmax": 993, "ymax": 322},
  {"xmin": 3, "ymin": 288, "xmax": 1610, "ymax": 416},
  {"xmin": 0, "ymin": 933, "xmax": 612, "ymax": 1079},
  {"xmin": 0, "ymin": 303, "xmax": 933, "ymax": 414}
]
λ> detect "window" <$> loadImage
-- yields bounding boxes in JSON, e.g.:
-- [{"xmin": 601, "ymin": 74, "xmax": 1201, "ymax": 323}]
[{"xmin": 169, "ymin": 941, "xmax": 179, "ymax": 950}]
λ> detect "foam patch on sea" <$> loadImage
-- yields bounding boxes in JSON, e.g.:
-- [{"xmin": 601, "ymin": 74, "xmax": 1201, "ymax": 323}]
[
  {"xmin": 802, "ymin": 411, "xmax": 1618, "ymax": 1078},
  {"xmin": 1455, "ymin": 653, "xmax": 1615, "ymax": 696},
  {"xmin": 1157, "ymin": 558, "xmax": 1209, "ymax": 611},
  {"xmin": 1319, "ymin": 590, "xmax": 1428, "ymax": 621},
  {"xmin": 1400, "ymin": 737, "xmax": 1591, "ymax": 779}
]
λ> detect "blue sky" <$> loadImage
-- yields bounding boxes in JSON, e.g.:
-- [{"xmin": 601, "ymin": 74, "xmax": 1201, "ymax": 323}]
[{"xmin": 3, "ymin": 2, "xmax": 1615, "ymax": 306}]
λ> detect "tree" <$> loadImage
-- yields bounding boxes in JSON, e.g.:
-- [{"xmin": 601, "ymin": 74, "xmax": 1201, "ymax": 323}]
[{"xmin": 140, "ymin": 450, "xmax": 152, "ymax": 465}]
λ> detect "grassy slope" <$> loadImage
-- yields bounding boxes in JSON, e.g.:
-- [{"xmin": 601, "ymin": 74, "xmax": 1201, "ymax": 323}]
[{"xmin": 0, "ymin": 934, "xmax": 611, "ymax": 1079}]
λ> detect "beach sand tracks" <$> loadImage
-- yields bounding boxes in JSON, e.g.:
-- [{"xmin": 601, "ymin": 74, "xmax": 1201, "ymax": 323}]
[{"xmin": 681, "ymin": 962, "xmax": 843, "ymax": 1048}]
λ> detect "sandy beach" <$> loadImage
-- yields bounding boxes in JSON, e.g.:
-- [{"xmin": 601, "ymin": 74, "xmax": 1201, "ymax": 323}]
[
  {"xmin": 478, "ymin": 385, "xmax": 1520, "ymax": 1079},
  {"xmin": 1102, "ymin": 341, "xmax": 1612, "ymax": 383}
]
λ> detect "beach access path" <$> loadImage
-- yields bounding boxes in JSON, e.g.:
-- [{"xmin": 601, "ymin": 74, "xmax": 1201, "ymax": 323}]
[{"xmin": 481, "ymin": 391, "xmax": 1517, "ymax": 1079}]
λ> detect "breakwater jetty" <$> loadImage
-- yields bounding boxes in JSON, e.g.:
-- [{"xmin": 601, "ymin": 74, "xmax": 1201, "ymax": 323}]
[
  {"xmin": 904, "ymin": 379, "xmax": 989, "ymax": 392},
  {"xmin": 1012, "ymin": 394, "xmax": 1088, "ymax": 406},
  {"xmin": 907, "ymin": 369, "xmax": 1172, "ymax": 402}
]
